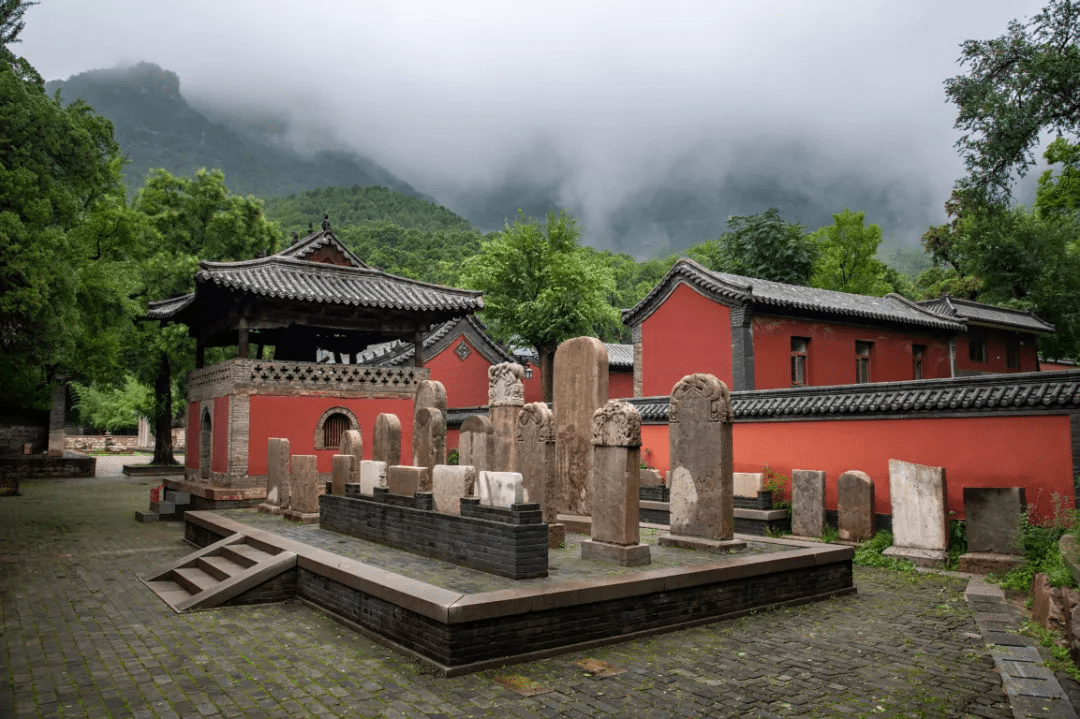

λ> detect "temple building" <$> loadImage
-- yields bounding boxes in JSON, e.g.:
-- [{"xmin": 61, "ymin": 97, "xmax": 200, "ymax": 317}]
[{"xmin": 146, "ymin": 228, "xmax": 483, "ymax": 507}]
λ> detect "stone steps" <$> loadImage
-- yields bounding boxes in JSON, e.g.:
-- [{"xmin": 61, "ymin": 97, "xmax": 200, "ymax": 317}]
[{"xmin": 140, "ymin": 532, "xmax": 296, "ymax": 612}]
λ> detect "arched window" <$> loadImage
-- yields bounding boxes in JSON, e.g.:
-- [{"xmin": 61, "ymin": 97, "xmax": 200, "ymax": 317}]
[
  {"xmin": 323, "ymin": 413, "xmax": 350, "ymax": 449},
  {"xmin": 313, "ymin": 407, "xmax": 359, "ymax": 450}
]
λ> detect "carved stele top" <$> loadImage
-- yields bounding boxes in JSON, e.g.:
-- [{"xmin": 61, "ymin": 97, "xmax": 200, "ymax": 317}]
[
  {"xmin": 669, "ymin": 373, "xmax": 733, "ymax": 424},
  {"xmin": 488, "ymin": 362, "xmax": 525, "ymax": 406},
  {"xmin": 591, "ymin": 399, "xmax": 642, "ymax": 447},
  {"xmin": 516, "ymin": 402, "xmax": 555, "ymax": 443}
]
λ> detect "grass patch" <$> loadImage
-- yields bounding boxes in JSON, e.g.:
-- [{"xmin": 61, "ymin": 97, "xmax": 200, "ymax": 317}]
[
  {"xmin": 852, "ymin": 530, "xmax": 916, "ymax": 572},
  {"xmin": 1018, "ymin": 619, "xmax": 1080, "ymax": 682},
  {"xmin": 995, "ymin": 509, "xmax": 1075, "ymax": 592}
]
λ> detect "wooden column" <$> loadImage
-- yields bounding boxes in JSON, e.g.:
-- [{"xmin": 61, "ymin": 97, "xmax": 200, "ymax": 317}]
[
  {"xmin": 237, "ymin": 318, "xmax": 250, "ymax": 359},
  {"xmin": 414, "ymin": 330, "xmax": 424, "ymax": 368}
]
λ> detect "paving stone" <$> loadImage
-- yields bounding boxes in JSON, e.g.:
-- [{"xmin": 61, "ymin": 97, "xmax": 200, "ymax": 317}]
[{"xmin": 0, "ymin": 455, "xmax": 1033, "ymax": 719}]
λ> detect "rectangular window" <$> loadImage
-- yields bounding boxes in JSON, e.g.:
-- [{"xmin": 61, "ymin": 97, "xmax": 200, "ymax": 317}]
[
  {"xmin": 791, "ymin": 337, "xmax": 809, "ymax": 386},
  {"xmin": 912, "ymin": 344, "xmax": 925, "ymax": 380},
  {"xmin": 1006, "ymin": 341, "xmax": 1020, "ymax": 370},
  {"xmin": 855, "ymin": 341, "xmax": 872, "ymax": 384},
  {"xmin": 969, "ymin": 329, "xmax": 987, "ymax": 363}
]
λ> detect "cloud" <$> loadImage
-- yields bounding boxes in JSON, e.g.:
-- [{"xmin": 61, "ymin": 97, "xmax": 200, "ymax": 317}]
[{"xmin": 19, "ymin": 0, "xmax": 1050, "ymax": 253}]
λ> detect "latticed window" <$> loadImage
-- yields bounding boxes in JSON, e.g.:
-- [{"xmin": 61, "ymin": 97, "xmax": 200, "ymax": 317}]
[
  {"xmin": 790, "ymin": 337, "xmax": 809, "ymax": 386},
  {"xmin": 912, "ymin": 344, "xmax": 925, "ymax": 380},
  {"xmin": 969, "ymin": 329, "xmax": 987, "ymax": 363},
  {"xmin": 855, "ymin": 341, "xmax": 872, "ymax": 384},
  {"xmin": 323, "ymin": 413, "xmax": 350, "ymax": 449}
]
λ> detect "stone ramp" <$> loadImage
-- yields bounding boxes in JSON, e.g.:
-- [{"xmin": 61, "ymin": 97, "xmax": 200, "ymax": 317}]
[{"xmin": 140, "ymin": 532, "xmax": 297, "ymax": 612}]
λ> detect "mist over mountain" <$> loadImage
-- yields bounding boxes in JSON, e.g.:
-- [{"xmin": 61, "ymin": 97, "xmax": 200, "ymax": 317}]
[{"xmin": 45, "ymin": 63, "xmax": 430, "ymax": 202}]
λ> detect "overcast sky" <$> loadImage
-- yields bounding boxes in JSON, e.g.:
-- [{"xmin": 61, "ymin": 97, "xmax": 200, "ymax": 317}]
[{"xmin": 19, "ymin": 1, "xmax": 1050, "ymax": 252}]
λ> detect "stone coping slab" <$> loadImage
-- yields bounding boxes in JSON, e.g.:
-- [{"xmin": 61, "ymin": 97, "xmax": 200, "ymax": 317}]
[
  {"xmin": 185, "ymin": 510, "xmax": 853, "ymax": 626},
  {"xmin": 165, "ymin": 477, "xmax": 266, "ymax": 501}
]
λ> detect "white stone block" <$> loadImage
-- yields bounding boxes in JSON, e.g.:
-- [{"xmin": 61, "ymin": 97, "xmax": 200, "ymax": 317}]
[
  {"xmin": 359, "ymin": 460, "xmax": 387, "ymax": 495},
  {"xmin": 478, "ymin": 471, "xmax": 524, "ymax": 508},
  {"xmin": 733, "ymin": 472, "xmax": 764, "ymax": 498},
  {"xmin": 432, "ymin": 465, "xmax": 476, "ymax": 515}
]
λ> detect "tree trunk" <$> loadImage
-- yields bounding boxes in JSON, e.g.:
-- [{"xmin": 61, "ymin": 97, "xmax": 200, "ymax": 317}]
[
  {"xmin": 539, "ymin": 346, "xmax": 555, "ymax": 404},
  {"xmin": 152, "ymin": 351, "xmax": 178, "ymax": 466}
]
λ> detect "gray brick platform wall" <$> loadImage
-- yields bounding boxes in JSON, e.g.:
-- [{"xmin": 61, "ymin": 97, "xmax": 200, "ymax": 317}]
[
  {"xmin": 0, "ymin": 454, "xmax": 95, "ymax": 480},
  {"xmin": 321, "ymin": 489, "xmax": 549, "ymax": 579}
]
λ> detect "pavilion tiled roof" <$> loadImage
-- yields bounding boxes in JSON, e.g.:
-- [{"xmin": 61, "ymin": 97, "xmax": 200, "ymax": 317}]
[
  {"xmin": 621, "ymin": 258, "xmax": 965, "ymax": 332},
  {"xmin": 277, "ymin": 229, "xmax": 370, "ymax": 268},
  {"xmin": 917, "ymin": 295, "xmax": 1054, "ymax": 333}
]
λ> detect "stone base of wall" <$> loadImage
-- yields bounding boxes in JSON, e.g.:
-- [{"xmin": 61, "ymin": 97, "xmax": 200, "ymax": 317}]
[
  {"xmin": 0, "ymin": 452, "xmax": 96, "ymax": 481},
  {"xmin": 65, "ymin": 428, "xmax": 186, "ymax": 453},
  {"xmin": 184, "ymin": 510, "xmax": 855, "ymax": 675},
  {"xmin": 0, "ymin": 423, "xmax": 47, "ymax": 455},
  {"xmin": 322, "ymin": 488, "xmax": 548, "ymax": 579}
]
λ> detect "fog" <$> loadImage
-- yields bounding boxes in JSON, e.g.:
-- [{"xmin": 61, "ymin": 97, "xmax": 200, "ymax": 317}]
[{"xmin": 19, "ymin": 0, "xmax": 1049, "ymax": 255}]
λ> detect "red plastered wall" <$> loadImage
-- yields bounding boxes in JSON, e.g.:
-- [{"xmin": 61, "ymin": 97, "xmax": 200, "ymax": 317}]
[
  {"xmin": 752, "ymin": 315, "xmax": 952, "ymax": 389},
  {"xmin": 425, "ymin": 336, "xmax": 492, "ymax": 409},
  {"xmin": 641, "ymin": 283, "xmax": 733, "ymax": 396},
  {"xmin": 447, "ymin": 427, "xmax": 460, "ymax": 452},
  {"xmin": 1041, "ymin": 361, "xmax": 1077, "ymax": 372},
  {"xmin": 609, "ymin": 370, "xmax": 634, "ymax": 399},
  {"xmin": 248, "ymin": 396, "xmax": 414, "ymax": 476},
  {"xmin": 956, "ymin": 329, "xmax": 1039, "ymax": 374},
  {"xmin": 641, "ymin": 415, "xmax": 1073, "ymax": 521},
  {"xmin": 523, "ymin": 364, "xmax": 543, "ymax": 404},
  {"xmin": 212, "ymin": 396, "xmax": 229, "ymax": 473},
  {"xmin": 186, "ymin": 403, "xmax": 199, "ymax": 469}
]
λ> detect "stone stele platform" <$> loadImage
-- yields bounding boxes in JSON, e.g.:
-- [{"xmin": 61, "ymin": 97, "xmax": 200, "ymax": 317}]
[{"xmin": 172, "ymin": 509, "xmax": 855, "ymax": 676}]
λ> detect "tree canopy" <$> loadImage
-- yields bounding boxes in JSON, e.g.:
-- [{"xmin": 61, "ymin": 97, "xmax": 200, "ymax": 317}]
[
  {"xmin": 946, "ymin": 0, "xmax": 1080, "ymax": 202},
  {"xmin": 461, "ymin": 211, "xmax": 617, "ymax": 401},
  {"xmin": 687, "ymin": 208, "xmax": 818, "ymax": 285},
  {"xmin": 809, "ymin": 209, "xmax": 905, "ymax": 296}
]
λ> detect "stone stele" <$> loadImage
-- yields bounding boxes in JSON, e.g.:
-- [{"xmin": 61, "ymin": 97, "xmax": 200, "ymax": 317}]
[
  {"xmin": 836, "ymin": 470, "xmax": 875, "ymax": 542},
  {"xmin": 458, "ymin": 415, "xmax": 494, "ymax": 475},
  {"xmin": 331, "ymin": 454, "xmax": 353, "ymax": 496},
  {"xmin": 413, "ymin": 380, "xmax": 447, "ymax": 429},
  {"xmin": 259, "ymin": 437, "xmax": 290, "ymax": 514},
  {"xmin": 478, "ymin": 471, "xmax": 524, "ymax": 508},
  {"xmin": 411, "ymin": 407, "xmax": 445, "ymax": 484},
  {"xmin": 580, "ymin": 400, "xmax": 651, "ymax": 567},
  {"xmin": 791, "ymin": 469, "xmax": 827, "ymax": 538},
  {"xmin": 338, "ymin": 429, "xmax": 363, "ymax": 485},
  {"xmin": 359, "ymin": 460, "xmax": 387, "ymax": 496},
  {"xmin": 659, "ymin": 374, "xmax": 741, "ymax": 551},
  {"xmin": 373, "ymin": 413, "xmax": 402, "ymax": 467},
  {"xmin": 432, "ymin": 465, "xmax": 477, "ymax": 515},
  {"xmin": 964, "ymin": 487, "xmax": 1026, "ymax": 554},
  {"xmin": 553, "ymin": 336, "xmax": 609, "ymax": 516},
  {"xmin": 489, "ymin": 362, "xmax": 525, "ymax": 473},
  {"xmin": 284, "ymin": 454, "xmax": 319, "ymax": 522},
  {"xmin": 882, "ymin": 459, "xmax": 948, "ymax": 567},
  {"xmin": 515, "ymin": 403, "xmax": 556, "ymax": 517},
  {"xmin": 388, "ymin": 465, "xmax": 429, "ymax": 497}
]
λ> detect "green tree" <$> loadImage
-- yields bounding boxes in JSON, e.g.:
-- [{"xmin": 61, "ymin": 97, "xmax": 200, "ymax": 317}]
[
  {"xmin": 946, "ymin": 0, "xmax": 1080, "ymax": 202},
  {"xmin": 461, "ymin": 210, "xmax": 618, "ymax": 401},
  {"xmin": 687, "ymin": 208, "xmax": 818, "ymax": 285},
  {"xmin": 0, "ymin": 47, "xmax": 143, "ymax": 409},
  {"xmin": 130, "ymin": 168, "xmax": 282, "ymax": 464},
  {"xmin": 809, "ymin": 210, "xmax": 897, "ymax": 295},
  {"xmin": 1035, "ymin": 137, "xmax": 1080, "ymax": 215},
  {"xmin": 585, "ymin": 249, "xmax": 678, "ymax": 342}
]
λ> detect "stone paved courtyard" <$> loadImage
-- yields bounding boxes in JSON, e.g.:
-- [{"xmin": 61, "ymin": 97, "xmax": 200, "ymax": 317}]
[{"xmin": 0, "ymin": 457, "xmax": 1025, "ymax": 718}]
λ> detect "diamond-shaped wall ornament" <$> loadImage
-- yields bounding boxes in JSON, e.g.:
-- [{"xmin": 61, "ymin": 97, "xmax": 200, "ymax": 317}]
[{"xmin": 454, "ymin": 340, "xmax": 472, "ymax": 361}]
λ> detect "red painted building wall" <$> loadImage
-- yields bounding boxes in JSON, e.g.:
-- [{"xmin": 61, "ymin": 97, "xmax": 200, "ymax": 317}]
[
  {"xmin": 641, "ymin": 283, "xmax": 733, "ymax": 396},
  {"xmin": 425, "ymin": 336, "xmax": 493, "ymax": 409},
  {"xmin": 609, "ymin": 371, "xmax": 634, "ymax": 399},
  {"xmin": 1042, "ymin": 360, "xmax": 1077, "ymax": 372},
  {"xmin": 954, "ymin": 328, "xmax": 1039, "ymax": 375},
  {"xmin": 640, "ymin": 414, "xmax": 1073, "ymax": 521},
  {"xmin": 212, "ymin": 397, "xmax": 229, "ymax": 473},
  {"xmin": 247, "ymin": 396, "xmax": 414, "ymax": 476},
  {"xmin": 752, "ymin": 315, "xmax": 952, "ymax": 389}
]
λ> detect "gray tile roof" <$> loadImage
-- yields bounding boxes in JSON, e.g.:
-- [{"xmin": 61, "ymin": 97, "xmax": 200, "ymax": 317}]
[
  {"xmin": 278, "ymin": 229, "xmax": 369, "ymax": 268},
  {"xmin": 356, "ymin": 316, "xmax": 516, "ymax": 367},
  {"xmin": 918, "ymin": 296, "xmax": 1054, "ymax": 333},
  {"xmin": 605, "ymin": 344, "xmax": 635, "ymax": 369},
  {"xmin": 146, "ymin": 293, "xmax": 195, "ymax": 320},
  {"xmin": 621, "ymin": 258, "xmax": 965, "ymax": 332},
  {"xmin": 620, "ymin": 370, "xmax": 1080, "ymax": 423}
]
